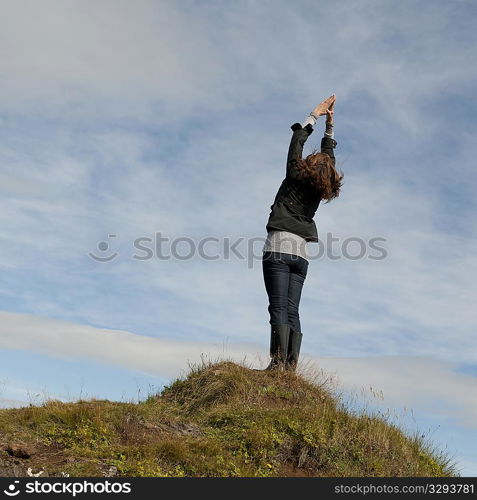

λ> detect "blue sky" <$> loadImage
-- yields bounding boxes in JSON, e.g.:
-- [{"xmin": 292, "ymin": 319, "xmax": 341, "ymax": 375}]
[{"xmin": 1, "ymin": 0, "xmax": 476, "ymax": 476}]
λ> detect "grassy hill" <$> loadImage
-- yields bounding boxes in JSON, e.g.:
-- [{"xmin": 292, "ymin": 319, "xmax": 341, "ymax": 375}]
[{"xmin": 0, "ymin": 359, "xmax": 457, "ymax": 477}]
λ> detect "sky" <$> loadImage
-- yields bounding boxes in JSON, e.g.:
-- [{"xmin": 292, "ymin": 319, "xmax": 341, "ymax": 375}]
[{"xmin": 0, "ymin": 0, "xmax": 476, "ymax": 476}]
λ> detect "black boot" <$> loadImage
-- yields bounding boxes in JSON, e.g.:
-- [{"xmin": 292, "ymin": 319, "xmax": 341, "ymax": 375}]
[
  {"xmin": 264, "ymin": 324, "xmax": 290, "ymax": 371},
  {"xmin": 286, "ymin": 328, "xmax": 303, "ymax": 371}
]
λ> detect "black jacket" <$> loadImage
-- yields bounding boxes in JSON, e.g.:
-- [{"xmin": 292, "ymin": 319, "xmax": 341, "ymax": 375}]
[{"xmin": 265, "ymin": 122, "xmax": 337, "ymax": 242}]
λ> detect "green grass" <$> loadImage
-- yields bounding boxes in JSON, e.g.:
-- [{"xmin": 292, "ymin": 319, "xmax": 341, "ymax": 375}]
[{"xmin": 0, "ymin": 359, "xmax": 457, "ymax": 477}]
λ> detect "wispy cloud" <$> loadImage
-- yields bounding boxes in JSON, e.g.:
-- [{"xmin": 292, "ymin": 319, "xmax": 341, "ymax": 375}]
[{"xmin": 1, "ymin": 311, "xmax": 476, "ymax": 431}]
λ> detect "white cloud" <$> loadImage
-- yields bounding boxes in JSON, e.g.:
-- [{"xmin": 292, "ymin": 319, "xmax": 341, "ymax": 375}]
[
  {"xmin": 0, "ymin": 0, "xmax": 226, "ymax": 119},
  {"xmin": 315, "ymin": 356, "xmax": 477, "ymax": 430},
  {"xmin": 1, "ymin": 311, "xmax": 476, "ymax": 431},
  {"xmin": 0, "ymin": 116, "xmax": 476, "ymax": 362},
  {"xmin": 0, "ymin": 310, "xmax": 252, "ymax": 379},
  {"xmin": 0, "ymin": 0, "xmax": 475, "ymax": 129}
]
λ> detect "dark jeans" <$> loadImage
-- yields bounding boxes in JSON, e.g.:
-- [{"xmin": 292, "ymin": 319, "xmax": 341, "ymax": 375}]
[{"xmin": 262, "ymin": 251, "xmax": 309, "ymax": 333}]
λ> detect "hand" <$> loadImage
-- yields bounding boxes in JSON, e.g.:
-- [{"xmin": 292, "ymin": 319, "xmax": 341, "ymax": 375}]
[
  {"xmin": 326, "ymin": 97, "xmax": 335, "ymax": 124},
  {"xmin": 312, "ymin": 94, "xmax": 336, "ymax": 118}
]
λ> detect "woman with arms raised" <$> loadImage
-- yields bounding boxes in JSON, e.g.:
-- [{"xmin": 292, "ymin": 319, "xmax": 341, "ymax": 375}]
[{"xmin": 262, "ymin": 94, "xmax": 343, "ymax": 371}]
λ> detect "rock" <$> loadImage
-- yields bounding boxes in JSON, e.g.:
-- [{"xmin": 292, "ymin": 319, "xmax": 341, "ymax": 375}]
[
  {"xmin": 143, "ymin": 420, "xmax": 202, "ymax": 436},
  {"xmin": 143, "ymin": 422, "xmax": 165, "ymax": 431},
  {"xmin": 0, "ymin": 454, "xmax": 28, "ymax": 477},
  {"xmin": 13, "ymin": 463, "xmax": 26, "ymax": 476},
  {"xmin": 27, "ymin": 467, "xmax": 44, "ymax": 477},
  {"xmin": 5, "ymin": 444, "xmax": 31, "ymax": 459},
  {"xmin": 170, "ymin": 422, "xmax": 202, "ymax": 436},
  {"xmin": 100, "ymin": 465, "xmax": 118, "ymax": 477}
]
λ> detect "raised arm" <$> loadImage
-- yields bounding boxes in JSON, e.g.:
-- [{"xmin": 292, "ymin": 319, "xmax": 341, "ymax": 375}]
[
  {"xmin": 286, "ymin": 95, "xmax": 336, "ymax": 176},
  {"xmin": 286, "ymin": 122, "xmax": 313, "ymax": 172},
  {"xmin": 321, "ymin": 97, "xmax": 337, "ymax": 165}
]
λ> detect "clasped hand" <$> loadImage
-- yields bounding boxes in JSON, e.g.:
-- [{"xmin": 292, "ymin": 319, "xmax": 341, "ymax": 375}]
[{"xmin": 312, "ymin": 94, "xmax": 335, "ymax": 124}]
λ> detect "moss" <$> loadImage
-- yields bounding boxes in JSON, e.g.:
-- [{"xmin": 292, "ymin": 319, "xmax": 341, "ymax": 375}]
[{"xmin": 0, "ymin": 359, "xmax": 457, "ymax": 477}]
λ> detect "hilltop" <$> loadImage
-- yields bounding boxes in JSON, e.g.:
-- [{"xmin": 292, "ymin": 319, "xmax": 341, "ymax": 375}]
[{"xmin": 0, "ymin": 359, "xmax": 456, "ymax": 477}]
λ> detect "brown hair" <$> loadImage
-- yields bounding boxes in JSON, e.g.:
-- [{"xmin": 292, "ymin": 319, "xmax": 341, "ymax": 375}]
[{"xmin": 293, "ymin": 150, "xmax": 344, "ymax": 201}]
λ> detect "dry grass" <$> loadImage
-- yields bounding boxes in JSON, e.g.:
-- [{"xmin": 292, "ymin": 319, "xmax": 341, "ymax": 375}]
[{"xmin": 0, "ymin": 357, "xmax": 458, "ymax": 477}]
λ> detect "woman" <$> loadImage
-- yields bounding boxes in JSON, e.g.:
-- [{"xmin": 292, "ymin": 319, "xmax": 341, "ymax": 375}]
[{"xmin": 262, "ymin": 94, "xmax": 343, "ymax": 371}]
